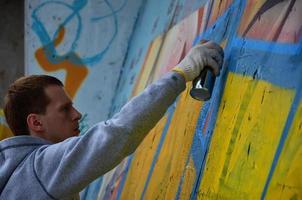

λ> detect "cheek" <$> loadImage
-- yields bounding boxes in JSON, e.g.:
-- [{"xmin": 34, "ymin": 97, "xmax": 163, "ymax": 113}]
[
  {"xmin": 46, "ymin": 116, "xmax": 72, "ymax": 135},
  {"xmin": 45, "ymin": 113, "xmax": 68, "ymax": 128},
  {"xmin": 45, "ymin": 117, "xmax": 62, "ymax": 130}
]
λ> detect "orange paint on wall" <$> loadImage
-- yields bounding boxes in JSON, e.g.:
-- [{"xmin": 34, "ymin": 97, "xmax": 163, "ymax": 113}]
[
  {"xmin": 238, "ymin": 0, "xmax": 301, "ymax": 43},
  {"xmin": 35, "ymin": 26, "xmax": 88, "ymax": 99},
  {"xmin": 156, "ymin": 10, "xmax": 202, "ymax": 77},
  {"xmin": 207, "ymin": 0, "xmax": 233, "ymax": 27}
]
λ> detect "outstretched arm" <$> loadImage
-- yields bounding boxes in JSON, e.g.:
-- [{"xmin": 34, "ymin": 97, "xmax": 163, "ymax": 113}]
[
  {"xmin": 33, "ymin": 72, "xmax": 186, "ymax": 199},
  {"xmin": 33, "ymin": 41, "xmax": 223, "ymax": 199}
]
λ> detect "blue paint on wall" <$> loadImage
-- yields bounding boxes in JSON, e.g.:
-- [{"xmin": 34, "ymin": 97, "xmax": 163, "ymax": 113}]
[
  {"xmin": 31, "ymin": 0, "xmax": 128, "ymax": 66},
  {"xmin": 32, "ymin": 1, "xmax": 84, "ymax": 63},
  {"xmin": 26, "ymin": 0, "xmax": 302, "ymax": 199},
  {"xmin": 111, "ymin": 0, "xmax": 207, "ymax": 115},
  {"xmin": 190, "ymin": 1, "xmax": 248, "ymax": 198},
  {"xmin": 140, "ymin": 103, "xmax": 177, "ymax": 200},
  {"xmin": 26, "ymin": 1, "xmax": 145, "ymax": 199},
  {"xmin": 115, "ymin": 155, "xmax": 133, "ymax": 200},
  {"xmin": 261, "ymin": 71, "xmax": 302, "ymax": 200}
]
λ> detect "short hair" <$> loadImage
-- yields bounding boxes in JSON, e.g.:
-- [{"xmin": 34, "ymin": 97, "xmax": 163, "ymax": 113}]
[{"xmin": 4, "ymin": 75, "xmax": 63, "ymax": 136}]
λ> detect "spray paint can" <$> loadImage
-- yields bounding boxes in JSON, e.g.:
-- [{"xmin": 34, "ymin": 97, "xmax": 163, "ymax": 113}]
[{"xmin": 190, "ymin": 67, "xmax": 215, "ymax": 101}]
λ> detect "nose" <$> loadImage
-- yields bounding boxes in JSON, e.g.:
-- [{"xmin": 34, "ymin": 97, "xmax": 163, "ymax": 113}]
[{"xmin": 72, "ymin": 106, "xmax": 82, "ymax": 121}]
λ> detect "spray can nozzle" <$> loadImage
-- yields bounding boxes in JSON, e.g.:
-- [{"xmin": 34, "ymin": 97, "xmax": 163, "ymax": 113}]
[{"xmin": 190, "ymin": 67, "xmax": 215, "ymax": 101}]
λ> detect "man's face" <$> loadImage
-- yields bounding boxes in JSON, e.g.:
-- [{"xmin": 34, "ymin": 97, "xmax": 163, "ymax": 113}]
[{"xmin": 40, "ymin": 85, "xmax": 82, "ymax": 143}]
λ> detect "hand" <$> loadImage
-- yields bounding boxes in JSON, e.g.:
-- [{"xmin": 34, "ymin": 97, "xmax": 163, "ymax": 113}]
[{"xmin": 173, "ymin": 41, "xmax": 224, "ymax": 82}]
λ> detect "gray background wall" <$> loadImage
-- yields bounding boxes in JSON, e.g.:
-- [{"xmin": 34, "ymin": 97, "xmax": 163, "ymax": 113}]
[{"xmin": 0, "ymin": 0, "xmax": 24, "ymax": 107}]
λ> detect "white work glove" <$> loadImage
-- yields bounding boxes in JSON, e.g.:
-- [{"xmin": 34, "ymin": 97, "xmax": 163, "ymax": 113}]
[{"xmin": 172, "ymin": 41, "xmax": 224, "ymax": 82}]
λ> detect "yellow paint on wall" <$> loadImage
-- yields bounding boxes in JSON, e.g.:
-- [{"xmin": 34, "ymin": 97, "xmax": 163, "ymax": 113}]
[
  {"xmin": 0, "ymin": 109, "xmax": 13, "ymax": 140},
  {"xmin": 132, "ymin": 36, "xmax": 163, "ymax": 96},
  {"xmin": 120, "ymin": 35, "xmax": 167, "ymax": 199},
  {"xmin": 266, "ymin": 100, "xmax": 302, "ymax": 199},
  {"xmin": 197, "ymin": 72, "xmax": 294, "ymax": 199},
  {"xmin": 120, "ymin": 13, "xmax": 202, "ymax": 197},
  {"xmin": 120, "ymin": 114, "xmax": 168, "ymax": 200},
  {"xmin": 142, "ymin": 84, "xmax": 203, "ymax": 200},
  {"xmin": 179, "ymin": 157, "xmax": 197, "ymax": 200},
  {"xmin": 0, "ymin": 125, "xmax": 12, "ymax": 141}
]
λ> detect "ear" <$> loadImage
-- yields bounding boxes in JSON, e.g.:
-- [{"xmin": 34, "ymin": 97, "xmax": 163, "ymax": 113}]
[{"xmin": 27, "ymin": 113, "xmax": 44, "ymax": 133}]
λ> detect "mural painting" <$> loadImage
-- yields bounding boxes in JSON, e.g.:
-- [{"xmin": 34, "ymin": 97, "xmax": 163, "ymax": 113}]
[
  {"xmin": 99, "ymin": 0, "xmax": 302, "ymax": 199},
  {"xmin": 16, "ymin": 0, "xmax": 302, "ymax": 199},
  {"xmin": 26, "ymin": 0, "xmax": 141, "ymax": 130}
]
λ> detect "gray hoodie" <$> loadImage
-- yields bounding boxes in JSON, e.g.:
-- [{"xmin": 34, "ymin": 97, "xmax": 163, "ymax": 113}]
[{"xmin": 0, "ymin": 72, "xmax": 185, "ymax": 200}]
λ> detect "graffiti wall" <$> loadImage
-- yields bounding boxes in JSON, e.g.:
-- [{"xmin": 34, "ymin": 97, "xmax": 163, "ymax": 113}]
[
  {"xmin": 97, "ymin": 0, "xmax": 302, "ymax": 199},
  {"xmin": 22, "ymin": 0, "xmax": 302, "ymax": 199},
  {"xmin": 24, "ymin": 0, "xmax": 206, "ymax": 199},
  {"xmin": 25, "ymin": 0, "xmax": 144, "ymax": 130},
  {"xmin": 24, "ymin": 1, "xmax": 144, "ymax": 198}
]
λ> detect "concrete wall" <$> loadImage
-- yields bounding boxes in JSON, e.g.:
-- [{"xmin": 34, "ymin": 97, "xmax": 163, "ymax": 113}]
[
  {"xmin": 24, "ymin": 1, "xmax": 143, "ymax": 199},
  {"xmin": 2, "ymin": 0, "xmax": 301, "ymax": 199},
  {"xmin": 81, "ymin": 1, "xmax": 207, "ymax": 199},
  {"xmin": 0, "ymin": 0, "xmax": 24, "ymax": 139},
  {"xmin": 96, "ymin": 0, "xmax": 302, "ymax": 199},
  {"xmin": 25, "ymin": 0, "xmax": 144, "ymax": 132}
]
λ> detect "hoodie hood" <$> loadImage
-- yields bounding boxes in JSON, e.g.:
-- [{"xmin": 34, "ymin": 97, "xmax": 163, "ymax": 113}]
[{"xmin": 0, "ymin": 136, "xmax": 51, "ymax": 193}]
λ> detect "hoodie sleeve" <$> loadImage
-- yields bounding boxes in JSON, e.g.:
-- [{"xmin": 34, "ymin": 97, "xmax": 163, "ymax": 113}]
[{"xmin": 33, "ymin": 72, "xmax": 186, "ymax": 199}]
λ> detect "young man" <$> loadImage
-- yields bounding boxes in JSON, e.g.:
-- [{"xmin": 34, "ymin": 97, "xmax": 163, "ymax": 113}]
[{"xmin": 0, "ymin": 41, "xmax": 223, "ymax": 199}]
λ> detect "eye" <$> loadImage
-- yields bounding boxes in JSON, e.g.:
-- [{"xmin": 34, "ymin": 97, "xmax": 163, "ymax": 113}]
[
  {"xmin": 61, "ymin": 105, "xmax": 71, "ymax": 112},
  {"xmin": 63, "ymin": 106, "xmax": 69, "ymax": 111}
]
